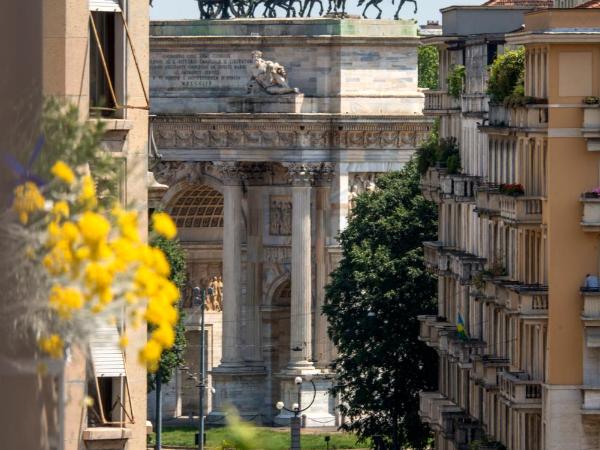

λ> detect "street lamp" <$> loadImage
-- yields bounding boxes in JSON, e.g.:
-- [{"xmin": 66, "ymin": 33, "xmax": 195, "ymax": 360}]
[
  {"xmin": 275, "ymin": 376, "xmax": 317, "ymax": 450},
  {"xmin": 193, "ymin": 287, "xmax": 207, "ymax": 450}
]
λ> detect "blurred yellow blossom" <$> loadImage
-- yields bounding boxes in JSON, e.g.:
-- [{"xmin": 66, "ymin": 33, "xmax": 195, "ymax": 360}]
[
  {"xmin": 12, "ymin": 182, "xmax": 44, "ymax": 224},
  {"xmin": 79, "ymin": 175, "xmax": 97, "ymax": 208},
  {"xmin": 39, "ymin": 334, "xmax": 64, "ymax": 359},
  {"xmin": 51, "ymin": 161, "xmax": 75, "ymax": 185},
  {"xmin": 78, "ymin": 211, "xmax": 110, "ymax": 246},
  {"xmin": 49, "ymin": 285, "xmax": 84, "ymax": 318},
  {"xmin": 52, "ymin": 200, "xmax": 70, "ymax": 219},
  {"xmin": 152, "ymin": 324, "xmax": 175, "ymax": 349},
  {"xmin": 152, "ymin": 212, "xmax": 177, "ymax": 240},
  {"xmin": 139, "ymin": 340, "xmax": 162, "ymax": 372},
  {"xmin": 119, "ymin": 334, "xmax": 129, "ymax": 349}
]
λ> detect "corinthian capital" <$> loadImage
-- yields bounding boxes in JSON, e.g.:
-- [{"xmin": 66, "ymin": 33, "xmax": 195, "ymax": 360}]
[
  {"xmin": 283, "ymin": 162, "xmax": 335, "ymax": 187},
  {"xmin": 212, "ymin": 161, "xmax": 246, "ymax": 186}
]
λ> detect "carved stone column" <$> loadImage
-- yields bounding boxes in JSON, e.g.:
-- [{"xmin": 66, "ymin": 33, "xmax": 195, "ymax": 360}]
[
  {"xmin": 313, "ymin": 164, "xmax": 334, "ymax": 369},
  {"xmin": 287, "ymin": 163, "xmax": 314, "ymax": 372},
  {"xmin": 215, "ymin": 162, "xmax": 244, "ymax": 366}
]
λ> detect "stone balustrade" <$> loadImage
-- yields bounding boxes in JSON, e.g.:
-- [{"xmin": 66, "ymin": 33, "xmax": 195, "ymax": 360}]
[
  {"xmin": 475, "ymin": 184, "xmax": 501, "ymax": 217},
  {"xmin": 424, "ymin": 90, "xmax": 461, "ymax": 113},
  {"xmin": 580, "ymin": 197, "xmax": 600, "ymax": 232},
  {"xmin": 439, "ymin": 174, "xmax": 477, "ymax": 202},
  {"xmin": 487, "ymin": 104, "xmax": 548, "ymax": 130},
  {"xmin": 461, "ymin": 93, "xmax": 488, "ymax": 115},
  {"xmin": 423, "ymin": 240, "xmax": 446, "ymax": 272},
  {"xmin": 506, "ymin": 286, "xmax": 548, "ymax": 316},
  {"xmin": 420, "ymin": 167, "xmax": 445, "ymax": 203},
  {"xmin": 448, "ymin": 250, "xmax": 485, "ymax": 285},
  {"xmin": 498, "ymin": 196, "xmax": 543, "ymax": 225},
  {"xmin": 419, "ymin": 391, "xmax": 446, "ymax": 423},
  {"xmin": 498, "ymin": 371, "xmax": 542, "ymax": 405},
  {"xmin": 417, "ymin": 314, "xmax": 438, "ymax": 344},
  {"xmin": 582, "ymin": 105, "xmax": 600, "ymax": 152}
]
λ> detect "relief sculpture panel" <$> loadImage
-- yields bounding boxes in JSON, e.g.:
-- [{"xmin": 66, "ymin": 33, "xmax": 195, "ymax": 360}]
[{"xmin": 269, "ymin": 195, "xmax": 292, "ymax": 236}]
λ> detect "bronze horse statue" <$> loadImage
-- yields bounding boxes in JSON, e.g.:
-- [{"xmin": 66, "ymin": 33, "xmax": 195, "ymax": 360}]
[
  {"xmin": 358, "ymin": 0, "xmax": 417, "ymax": 19},
  {"xmin": 196, "ymin": 0, "xmax": 416, "ymax": 19}
]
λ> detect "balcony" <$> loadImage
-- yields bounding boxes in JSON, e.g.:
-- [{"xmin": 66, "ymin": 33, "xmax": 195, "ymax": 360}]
[
  {"xmin": 475, "ymin": 184, "xmax": 501, "ymax": 218},
  {"xmin": 447, "ymin": 250, "xmax": 485, "ymax": 285},
  {"xmin": 581, "ymin": 288, "xmax": 600, "ymax": 328},
  {"xmin": 582, "ymin": 105, "xmax": 600, "ymax": 152},
  {"xmin": 461, "ymin": 93, "xmax": 488, "ymax": 116},
  {"xmin": 471, "ymin": 356, "xmax": 510, "ymax": 389},
  {"xmin": 440, "ymin": 174, "xmax": 477, "ymax": 202},
  {"xmin": 484, "ymin": 104, "xmax": 548, "ymax": 132},
  {"xmin": 418, "ymin": 315, "xmax": 438, "ymax": 344},
  {"xmin": 506, "ymin": 285, "xmax": 548, "ymax": 318},
  {"xmin": 580, "ymin": 197, "xmax": 600, "ymax": 232},
  {"xmin": 419, "ymin": 391, "xmax": 446, "ymax": 422},
  {"xmin": 423, "ymin": 241, "xmax": 450, "ymax": 275},
  {"xmin": 582, "ymin": 387, "xmax": 600, "ymax": 416},
  {"xmin": 498, "ymin": 196, "xmax": 543, "ymax": 225},
  {"xmin": 498, "ymin": 371, "xmax": 542, "ymax": 407},
  {"xmin": 424, "ymin": 90, "xmax": 461, "ymax": 115},
  {"xmin": 420, "ymin": 167, "xmax": 445, "ymax": 203}
]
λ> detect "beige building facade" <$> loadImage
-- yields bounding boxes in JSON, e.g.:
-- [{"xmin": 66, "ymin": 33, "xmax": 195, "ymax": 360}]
[
  {"xmin": 419, "ymin": 4, "xmax": 600, "ymax": 450},
  {"xmin": 21, "ymin": 0, "xmax": 151, "ymax": 449}
]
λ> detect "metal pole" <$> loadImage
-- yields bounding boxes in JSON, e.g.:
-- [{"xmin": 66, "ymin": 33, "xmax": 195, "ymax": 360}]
[
  {"xmin": 155, "ymin": 374, "xmax": 162, "ymax": 450},
  {"xmin": 194, "ymin": 287, "xmax": 206, "ymax": 450}
]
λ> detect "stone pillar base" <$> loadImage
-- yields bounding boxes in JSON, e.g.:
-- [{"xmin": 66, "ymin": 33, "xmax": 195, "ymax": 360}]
[
  {"xmin": 208, "ymin": 366, "xmax": 267, "ymax": 425},
  {"xmin": 274, "ymin": 373, "xmax": 337, "ymax": 428}
]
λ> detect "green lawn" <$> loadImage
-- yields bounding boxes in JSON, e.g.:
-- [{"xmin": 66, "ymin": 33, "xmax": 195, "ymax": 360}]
[{"xmin": 148, "ymin": 426, "xmax": 368, "ymax": 449}]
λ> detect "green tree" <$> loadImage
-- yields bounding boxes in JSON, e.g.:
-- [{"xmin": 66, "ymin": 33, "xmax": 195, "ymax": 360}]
[
  {"xmin": 148, "ymin": 234, "xmax": 188, "ymax": 391},
  {"xmin": 323, "ymin": 160, "xmax": 438, "ymax": 450},
  {"xmin": 487, "ymin": 47, "xmax": 525, "ymax": 104},
  {"xmin": 418, "ymin": 45, "xmax": 439, "ymax": 90}
]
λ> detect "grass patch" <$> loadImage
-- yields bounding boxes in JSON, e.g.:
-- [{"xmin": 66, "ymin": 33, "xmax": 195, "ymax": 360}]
[{"xmin": 148, "ymin": 426, "xmax": 368, "ymax": 449}]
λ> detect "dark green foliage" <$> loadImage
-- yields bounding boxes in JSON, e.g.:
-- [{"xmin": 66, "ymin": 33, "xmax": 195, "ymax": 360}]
[
  {"xmin": 418, "ymin": 46, "xmax": 439, "ymax": 90},
  {"xmin": 38, "ymin": 98, "xmax": 121, "ymax": 207},
  {"xmin": 487, "ymin": 47, "xmax": 525, "ymax": 104},
  {"xmin": 148, "ymin": 234, "xmax": 188, "ymax": 390},
  {"xmin": 447, "ymin": 64, "xmax": 466, "ymax": 99},
  {"xmin": 323, "ymin": 160, "xmax": 439, "ymax": 450},
  {"xmin": 415, "ymin": 124, "xmax": 461, "ymax": 175}
]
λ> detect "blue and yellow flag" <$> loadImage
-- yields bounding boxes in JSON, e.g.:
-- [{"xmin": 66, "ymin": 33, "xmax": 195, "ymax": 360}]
[{"xmin": 457, "ymin": 313, "xmax": 469, "ymax": 341}]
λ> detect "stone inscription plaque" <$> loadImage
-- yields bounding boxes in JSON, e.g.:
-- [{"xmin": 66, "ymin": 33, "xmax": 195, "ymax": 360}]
[{"xmin": 150, "ymin": 51, "xmax": 253, "ymax": 95}]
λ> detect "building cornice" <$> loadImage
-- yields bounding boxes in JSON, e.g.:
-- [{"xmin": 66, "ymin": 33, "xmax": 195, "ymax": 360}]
[{"xmin": 150, "ymin": 35, "xmax": 420, "ymax": 47}]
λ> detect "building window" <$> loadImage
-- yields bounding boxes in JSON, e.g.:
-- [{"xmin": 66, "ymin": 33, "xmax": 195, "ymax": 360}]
[
  {"xmin": 90, "ymin": 11, "xmax": 117, "ymax": 116},
  {"xmin": 487, "ymin": 43, "xmax": 498, "ymax": 66}
]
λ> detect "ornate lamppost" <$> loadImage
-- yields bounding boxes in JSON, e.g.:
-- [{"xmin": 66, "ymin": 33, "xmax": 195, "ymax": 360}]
[{"xmin": 275, "ymin": 376, "xmax": 317, "ymax": 450}]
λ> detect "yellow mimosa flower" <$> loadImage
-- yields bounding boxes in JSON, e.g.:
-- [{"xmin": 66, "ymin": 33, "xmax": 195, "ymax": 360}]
[
  {"xmin": 39, "ymin": 334, "xmax": 64, "ymax": 359},
  {"xmin": 152, "ymin": 212, "xmax": 177, "ymax": 240},
  {"xmin": 51, "ymin": 161, "xmax": 75, "ymax": 185},
  {"xmin": 12, "ymin": 182, "xmax": 45, "ymax": 224}
]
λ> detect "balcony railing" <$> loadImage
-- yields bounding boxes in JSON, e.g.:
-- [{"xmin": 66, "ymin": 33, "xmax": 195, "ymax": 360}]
[
  {"xmin": 499, "ymin": 196, "xmax": 543, "ymax": 225},
  {"xmin": 580, "ymin": 197, "xmax": 600, "ymax": 232},
  {"xmin": 420, "ymin": 167, "xmax": 445, "ymax": 203},
  {"xmin": 461, "ymin": 93, "xmax": 488, "ymax": 115},
  {"xmin": 486, "ymin": 104, "xmax": 548, "ymax": 130},
  {"xmin": 475, "ymin": 184, "xmax": 501, "ymax": 217},
  {"xmin": 582, "ymin": 105, "xmax": 600, "ymax": 152},
  {"xmin": 582, "ymin": 288, "xmax": 600, "ymax": 320},
  {"xmin": 498, "ymin": 371, "xmax": 542, "ymax": 405},
  {"xmin": 507, "ymin": 285, "xmax": 548, "ymax": 316},
  {"xmin": 582, "ymin": 387, "xmax": 600, "ymax": 415},
  {"xmin": 417, "ymin": 315, "xmax": 438, "ymax": 343},
  {"xmin": 423, "ymin": 241, "xmax": 449, "ymax": 274},
  {"xmin": 419, "ymin": 391, "xmax": 446, "ymax": 423},
  {"xmin": 439, "ymin": 174, "xmax": 477, "ymax": 202},
  {"xmin": 424, "ymin": 90, "xmax": 461, "ymax": 114},
  {"xmin": 447, "ymin": 250, "xmax": 485, "ymax": 285}
]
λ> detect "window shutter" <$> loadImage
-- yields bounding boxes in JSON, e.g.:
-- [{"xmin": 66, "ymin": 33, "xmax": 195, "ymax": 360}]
[
  {"xmin": 89, "ymin": 0, "xmax": 122, "ymax": 12},
  {"xmin": 90, "ymin": 325, "xmax": 126, "ymax": 377}
]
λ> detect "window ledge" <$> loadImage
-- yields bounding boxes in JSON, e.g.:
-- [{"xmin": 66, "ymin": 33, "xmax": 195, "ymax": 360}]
[
  {"xmin": 88, "ymin": 118, "xmax": 135, "ymax": 131},
  {"xmin": 82, "ymin": 427, "xmax": 132, "ymax": 441}
]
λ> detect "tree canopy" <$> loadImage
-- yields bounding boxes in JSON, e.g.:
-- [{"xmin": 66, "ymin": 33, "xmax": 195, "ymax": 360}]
[
  {"xmin": 418, "ymin": 45, "xmax": 439, "ymax": 90},
  {"xmin": 323, "ymin": 160, "xmax": 438, "ymax": 450}
]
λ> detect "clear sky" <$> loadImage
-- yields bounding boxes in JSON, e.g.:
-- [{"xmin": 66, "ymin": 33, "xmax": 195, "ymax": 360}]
[{"xmin": 150, "ymin": 0, "xmax": 483, "ymax": 23}]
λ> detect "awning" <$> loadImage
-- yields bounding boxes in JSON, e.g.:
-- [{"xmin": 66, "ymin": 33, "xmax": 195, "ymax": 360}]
[
  {"xmin": 89, "ymin": 324, "xmax": 126, "ymax": 378},
  {"xmin": 89, "ymin": 0, "xmax": 122, "ymax": 12}
]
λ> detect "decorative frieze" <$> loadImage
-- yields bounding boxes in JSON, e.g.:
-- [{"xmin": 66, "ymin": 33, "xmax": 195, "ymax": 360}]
[
  {"xmin": 153, "ymin": 117, "xmax": 431, "ymax": 151},
  {"xmin": 269, "ymin": 196, "xmax": 292, "ymax": 236}
]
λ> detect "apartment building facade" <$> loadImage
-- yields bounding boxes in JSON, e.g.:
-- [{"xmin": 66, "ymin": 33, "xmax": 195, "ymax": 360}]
[
  {"xmin": 418, "ymin": 5, "xmax": 600, "ymax": 450},
  {"xmin": 17, "ymin": 1, "xmax": 151, "ymax": 449}
]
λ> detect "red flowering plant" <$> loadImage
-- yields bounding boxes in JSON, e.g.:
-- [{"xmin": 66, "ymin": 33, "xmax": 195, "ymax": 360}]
[{"xmin": 499, "ymin": 183, "xmax": 525, "ymax": 197}]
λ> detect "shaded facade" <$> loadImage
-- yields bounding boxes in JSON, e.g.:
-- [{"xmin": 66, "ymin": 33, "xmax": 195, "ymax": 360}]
[{"xmin": 419, "ymin": 4, "xmax": 600, "ymax": 450}]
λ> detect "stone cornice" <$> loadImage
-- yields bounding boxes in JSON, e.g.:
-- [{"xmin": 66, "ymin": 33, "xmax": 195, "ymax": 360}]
[{"xmin": 150, "ymin": 35, "xmax": 420, "ymax": 47}]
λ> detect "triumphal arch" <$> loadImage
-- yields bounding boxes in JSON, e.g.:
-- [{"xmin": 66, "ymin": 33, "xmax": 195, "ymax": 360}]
[{"xmin": 148, "ymin": 17, "xmax": 432, "ymax": 425}]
